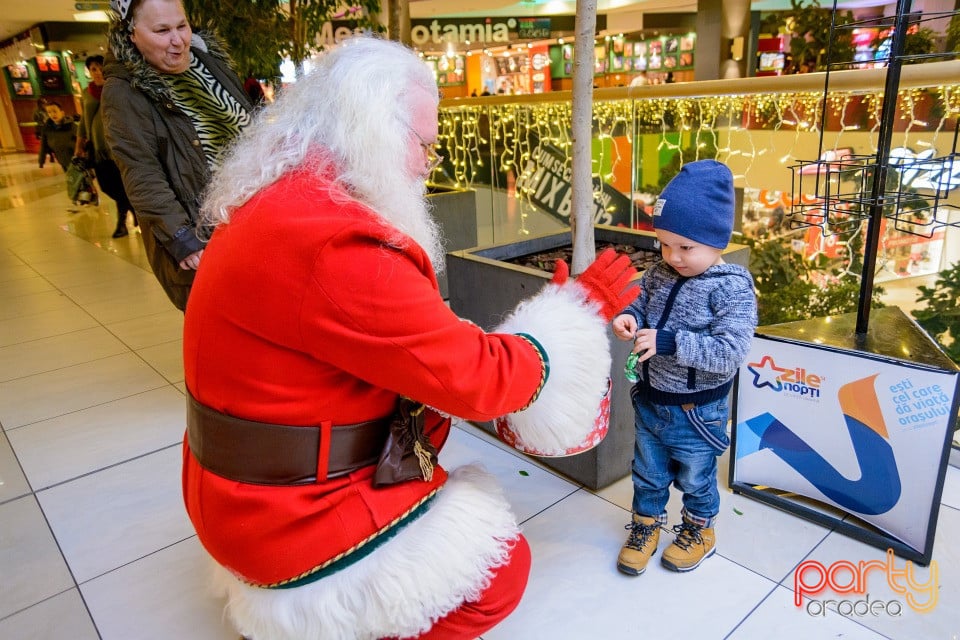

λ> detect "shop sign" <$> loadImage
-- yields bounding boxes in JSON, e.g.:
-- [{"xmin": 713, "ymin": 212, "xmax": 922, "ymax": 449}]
[
  {"xmin": 411, "ymin": 19, "xmax": 515, "ymax": 46},
  {"xmin": 316, "ymin": 16, "xmax": 600, "ymax": 49},
  {"xmin": 315, "ymin": 22, "xmax": 369, "ymax": 48},
  {"xmin": 518, "ymin": 18, "xmax": 551, "ymax": 40},
  {"xmin": 516, "ymin": 142, "xmax": 632, "ymax": 227},
  {"xmin": 888, "ymin": 147, "xmax": 960, "ymax": 192}
]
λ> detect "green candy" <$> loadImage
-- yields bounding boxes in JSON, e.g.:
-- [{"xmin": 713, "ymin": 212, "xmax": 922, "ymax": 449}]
[{"xmin": 624, "ymin": 352, "xmax": 641, "ymax": 383}]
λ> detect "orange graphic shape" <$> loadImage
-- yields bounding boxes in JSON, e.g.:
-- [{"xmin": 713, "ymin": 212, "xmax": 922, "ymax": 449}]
[{"xmin": 837, "ymin": 374, "xmax": 888, "ymax": 439}]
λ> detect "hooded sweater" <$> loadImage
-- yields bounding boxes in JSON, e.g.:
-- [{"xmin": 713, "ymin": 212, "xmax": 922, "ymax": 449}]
[{"xmin": 623, "ymin": 260, "xmax": 757, "ymax": 405}]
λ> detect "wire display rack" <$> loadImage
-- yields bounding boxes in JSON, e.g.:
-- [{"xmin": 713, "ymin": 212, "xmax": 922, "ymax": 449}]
[
  {"xmin": 785, "ymin": 0, "xmax": 959, "ymax": 333},
  {"xmin": 789, "ymin": 143, "xmax": 959, "ymax": 238}
]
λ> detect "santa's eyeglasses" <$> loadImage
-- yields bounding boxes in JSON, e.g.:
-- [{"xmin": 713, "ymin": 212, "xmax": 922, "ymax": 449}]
[{"xmin": 412, "ymin": 130, "xmax": 443, "ymax": 173}]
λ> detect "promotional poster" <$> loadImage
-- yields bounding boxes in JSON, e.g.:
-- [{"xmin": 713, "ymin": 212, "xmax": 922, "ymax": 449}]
[{"xmin": 733, "ymin": 335, "xmax": 958, "ymax": 559}]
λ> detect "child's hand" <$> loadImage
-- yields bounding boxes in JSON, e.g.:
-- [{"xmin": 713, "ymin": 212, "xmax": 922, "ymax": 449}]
[
  {"xmin": 633, "ymin": 328, "xmax": 658, "ymax": 362},
  {"xmin": 612, "ymin": 314, "xmax": 637, "ymax": 341}
]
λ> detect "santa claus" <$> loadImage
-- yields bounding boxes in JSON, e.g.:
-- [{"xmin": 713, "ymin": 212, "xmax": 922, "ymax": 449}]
[{"xmin": 183, "ymin": 36, "xmax": 639, "ymax": 640}]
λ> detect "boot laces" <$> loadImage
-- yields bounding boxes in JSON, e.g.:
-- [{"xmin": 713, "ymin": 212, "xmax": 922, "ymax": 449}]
[
  {"xmin": 670, "ymin": 521, "xmax": 704, "ymax": 550},
  {"xmin": 623, "ymin": 519, "xmax": 659, "ymax": 551}
]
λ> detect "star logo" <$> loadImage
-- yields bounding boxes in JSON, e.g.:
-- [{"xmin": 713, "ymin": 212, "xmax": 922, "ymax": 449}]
[{"xmin": 747, "ymin": 355, "xmax": 787, "ymax": 391}]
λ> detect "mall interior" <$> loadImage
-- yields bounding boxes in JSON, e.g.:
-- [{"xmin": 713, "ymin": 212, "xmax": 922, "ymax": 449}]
[{"xmin": 1, "ymin": 0, "xmax": 960, "ymax": 638}]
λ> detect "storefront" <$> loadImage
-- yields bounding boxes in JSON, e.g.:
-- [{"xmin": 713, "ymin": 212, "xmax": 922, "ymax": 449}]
[
  {"xmin": 408, "ymin": 16, "xmax": 596, "ymax": 98},
  {"xmin": 547, "ymin": 32, "xmax": 697, "ymax": 89},
  {"xmin": 423, "ymin": 29, "xmax": 698, "ymax": 97},
  {"xmin": 315, "ymin": 15, "xmax": 699, "ymax": 96},
  {"xmin": 0, "ymin": 22, "xmax": 105, "ymax": 153},
  {"xmin": 3, "ymin": 50, "xmax": 84, "ymax": 154}
]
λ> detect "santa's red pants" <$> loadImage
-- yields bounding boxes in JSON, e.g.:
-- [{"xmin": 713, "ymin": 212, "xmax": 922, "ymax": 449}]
[{"xmin": 398, "ymin": 534, "xmax": 532, "ymax": 640}]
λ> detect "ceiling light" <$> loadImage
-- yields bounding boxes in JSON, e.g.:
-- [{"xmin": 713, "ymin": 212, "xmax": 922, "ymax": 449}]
[{"xmin": 73, "ymin": 10, "xmax": 109, "ymax": 22}]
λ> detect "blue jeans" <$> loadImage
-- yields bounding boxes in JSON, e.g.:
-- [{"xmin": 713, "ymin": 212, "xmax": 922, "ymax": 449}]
[{"xmin": 630, "ymin": 393, "xmax": 730, "ymax": 527}]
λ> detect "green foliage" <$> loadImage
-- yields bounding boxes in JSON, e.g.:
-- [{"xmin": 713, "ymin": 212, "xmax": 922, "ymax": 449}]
[
  {"xmin": 902, "ymin": 27, "xmax": 937, "ymax": 61},
  {"xmin": 912, "ymin": 262, "xmax": 960, "ymax": 364},
  {"xmin": 651, "ymin": 137, "xmax": 719, "ymax": 192},
  {"xmin": 758, "ymin": 12, "xmax": 786, "ymax": 37},
  {"xmin": 948, "ymin": 12, "xmax": 960, "ymax": 52},
  {"xmin": 182, "ymin": 0, "xmax": 383, "ymax": 80},
  {"xmin": 285, "ymin": 0, "xmax": 383, "ymax": 68},
  {"xmin": 784, "ymin": 0, "xmax": 855, "ymax": 70},
  {"xmin": 741, "ymin": 233, "xmax": 884, "ymax": 326},
  {"xmin": 183, "ymin": 0, "xmax": 286, "ymax": 79}
]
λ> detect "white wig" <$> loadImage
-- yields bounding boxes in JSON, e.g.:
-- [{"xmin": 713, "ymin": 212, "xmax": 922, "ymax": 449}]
[{"xmin": 202, "ymin": 36, "xmax": 444, "ymax": 268}]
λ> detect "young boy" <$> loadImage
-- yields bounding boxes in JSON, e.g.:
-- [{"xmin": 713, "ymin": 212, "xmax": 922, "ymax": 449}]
[
  {"xmin": 38, "ymin": 101, "xmax": 77, "ymax": 171},
  {"xmin": 612, "ymin": 160, "xmax": 757, "ymax": 575}
]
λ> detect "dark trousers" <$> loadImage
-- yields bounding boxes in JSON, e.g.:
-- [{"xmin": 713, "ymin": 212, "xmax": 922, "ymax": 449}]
[{"xmin": 94, "ymin": 159, "xmax": 136, "ymax": 227}]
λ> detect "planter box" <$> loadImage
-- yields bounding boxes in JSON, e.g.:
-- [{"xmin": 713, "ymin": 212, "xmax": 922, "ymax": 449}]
[
  {"xmin": 428, "ymin": 186, "xmax": 478, "ymax": 299},
  {"xmin": 447, "ymin": 224, "xmax": 751, "ymax": 489}
]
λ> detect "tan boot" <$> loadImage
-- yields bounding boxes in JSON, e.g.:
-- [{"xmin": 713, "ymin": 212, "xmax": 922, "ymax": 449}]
[
  {"xmin": 661, "ymin": 519, "xmax": 715, "ymax": 572},
  {"xmin": 617, "ymin": 514, "xmax": 661, "ymax": 576}
]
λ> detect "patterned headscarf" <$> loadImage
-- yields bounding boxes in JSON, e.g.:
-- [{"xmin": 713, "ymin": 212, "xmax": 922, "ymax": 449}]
[{"xmin": 110, "ymin": 0, "xmax": 133, "ymax": 20}]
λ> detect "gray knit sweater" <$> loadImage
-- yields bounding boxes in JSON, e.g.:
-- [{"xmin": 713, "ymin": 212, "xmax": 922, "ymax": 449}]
[{"xmin": 623, "ymin": 260, "xmax": 757, "ymax": 406}]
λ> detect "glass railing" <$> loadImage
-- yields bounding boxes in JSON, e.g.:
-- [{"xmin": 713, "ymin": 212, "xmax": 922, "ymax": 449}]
[{"xmin": 435, "ymin": 61, "xmax": 960, "ymax": 287}]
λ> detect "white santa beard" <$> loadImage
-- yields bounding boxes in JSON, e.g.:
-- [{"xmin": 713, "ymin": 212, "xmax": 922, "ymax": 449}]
[{"xmin": 356, "ymin": 177, "xmax": 445, "ymax": 276}]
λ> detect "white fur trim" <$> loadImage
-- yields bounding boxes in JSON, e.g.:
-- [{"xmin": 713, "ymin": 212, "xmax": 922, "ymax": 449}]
[
  {"xmin": 210, "ymin": 465, "xmax": 519, "ymax": 640},
  {"xmin": 494, "ymin": 282, "xmax": 611, "ymax": 455}
]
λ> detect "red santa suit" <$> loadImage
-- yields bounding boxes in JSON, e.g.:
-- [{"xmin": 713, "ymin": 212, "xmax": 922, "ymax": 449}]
[{"xmin": 182, "ymin": 167, "xmax": 628, "ymax": 640}]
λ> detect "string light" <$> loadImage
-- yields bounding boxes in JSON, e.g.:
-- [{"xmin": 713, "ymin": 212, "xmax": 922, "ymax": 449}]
[{"xmin": 437, "ymin": 84, "xmax": 958, "ymax": 251}]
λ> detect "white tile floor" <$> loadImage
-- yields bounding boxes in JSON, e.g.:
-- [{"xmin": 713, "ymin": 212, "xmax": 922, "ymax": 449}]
[{"xmin": 1, "ymin": 150, "xmax": 958, "ymax": 640}]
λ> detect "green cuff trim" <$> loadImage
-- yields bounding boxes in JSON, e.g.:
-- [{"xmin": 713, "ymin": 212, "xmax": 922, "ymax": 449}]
[{"xmin": 515, "ymin": 333, "xmax": 550, "ymax": 407}]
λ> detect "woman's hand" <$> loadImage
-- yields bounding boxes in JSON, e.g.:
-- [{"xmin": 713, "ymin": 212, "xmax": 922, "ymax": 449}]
[{"xmin": 179, "ymin": 249, "xmax": 203, "ymax": 270}]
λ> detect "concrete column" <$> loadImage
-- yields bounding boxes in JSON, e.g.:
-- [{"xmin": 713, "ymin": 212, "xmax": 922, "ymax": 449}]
[
  {"xmin": 694, "ymin": 0, "xmax": 723, "ymax": 80},
  {"xmin": 695, "ymin": 0, "xmax": 752, "ymax": 80},
  {"xmin": 722, "ymin": 0, "xmax": 752, "ymax": 78},
  {"xmin": 0, "ymin": 80, "xmax": 22, "ymax": 152},
  {"xmin": 401, "ymin": 0, "xmax": 412, "ymax": 46}
]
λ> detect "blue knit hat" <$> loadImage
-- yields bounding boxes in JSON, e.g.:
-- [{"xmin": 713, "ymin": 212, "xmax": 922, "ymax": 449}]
[{"xmin": 653, "ymin": 160, "xmax": 734, "ymax": 249}]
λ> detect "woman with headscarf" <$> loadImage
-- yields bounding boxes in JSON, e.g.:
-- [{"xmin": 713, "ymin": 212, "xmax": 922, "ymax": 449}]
[{"xmin": 101, "ymin": 0, "xmax": 252, "ymax": 310}]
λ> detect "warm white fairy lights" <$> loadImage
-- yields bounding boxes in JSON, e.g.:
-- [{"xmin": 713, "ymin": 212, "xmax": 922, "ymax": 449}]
[{"xmin": 437, "ymin": 84, "xmax": 959, "ymax": 267}]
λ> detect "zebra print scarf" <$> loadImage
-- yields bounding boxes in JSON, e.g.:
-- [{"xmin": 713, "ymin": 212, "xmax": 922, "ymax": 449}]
[{"xmin": 167, "ymin": 53, "xmax": 251, "ymax": 170}]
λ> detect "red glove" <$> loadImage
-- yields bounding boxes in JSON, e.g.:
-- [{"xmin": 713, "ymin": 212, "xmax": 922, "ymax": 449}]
[
  {"xmin": 550, "ymin": 259, "xmax": 570, "ymax": 285},
  {"xmin": 552, "ymin": 249, "xmax": 640, "ymax": 322}
]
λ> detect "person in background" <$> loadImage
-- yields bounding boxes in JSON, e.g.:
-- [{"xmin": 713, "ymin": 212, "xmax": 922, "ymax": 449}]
[
  {"xmin": 183, "ymin": 36, "xmax": 639, "ymax": 640},
  {"xmin": 33, "ymin": 97, "xmax": 53, "ymax": 153},
  {"xmin": 782, "ymin": 53, "xmax": 795, "ymax": 74},
  {"xmin": 612, "ymin": 160, "xmax": 757, "ymax": 577},
  {"xmin": 101, "ymin": 0, "xmax": 252, "ymax": 310},
  {"xmin": 75, "ymin": 55, "xmax": 138, "ymax": 238},
  {"xmin": 38, "ymin": 101, "xmax": 77, "ymax": 171}
]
